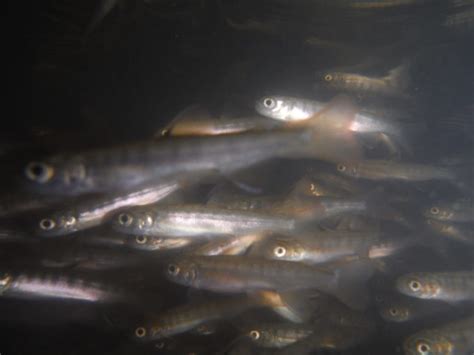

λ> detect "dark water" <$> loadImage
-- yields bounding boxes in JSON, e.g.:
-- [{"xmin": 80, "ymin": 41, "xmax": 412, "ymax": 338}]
[{"xmin": 2, "ymin": 1, "xmax": 474, "ymax": 354}]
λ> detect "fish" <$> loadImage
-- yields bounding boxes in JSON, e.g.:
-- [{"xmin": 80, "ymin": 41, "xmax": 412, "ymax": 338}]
[
  {"xmin": 257, "ymin": 231, "xmax": 379, "ymax": 265},
  {"xmin": 396, "ymin": 271, "xmax": 474, "ymax": 303},
  {"xmin": 426, "ymin": 219, "xmax": 474, "ymax": 246},
  {"xmin": 244, "ymin": 322, "xmax": 314, "ymax": 348},
  {"xmin": 22, "ymin": 98, "xmax": 361, "ymax": 196},
  {"xmin": 376, "ymin": 293, "xmax": 451, "ymax": 322},
  {"xmin": 255, "ymin": 95, "xmax": 411, "ymax": 152},
  {"xmin": 423, "ymin": 199, "xmax": 474, "ymax": 222},
  {"xmin": 336, "ymin": 160, "xmax": 457, "ymax": 182},
  {"xmin": 165, "ymin": 255, "xmax": 375, "ymax": 310},
  {"xmin": 111, "ymin": 204, "xmax": 297, "ymax": 238},
  {"xmin": 321, "ymin": 64, "xmax": 410, "ymax": 98},
  {"xmin": 36, "ymin": 180, "xmax": 182, "ymax": 237},
  {"xmin": 134, "ymin": 296, "xmax": 261, "ymax": 341},
  {"xmin": 403, "ymin": 316, "xmax": 474, "ymax": 355},
  {"xmin": 0, "ymin": 192, "xmax": 62, "ymax": 217},
  {"xmin": 159, "ymin": 105, "xmax": 280, "ymax": 137},
  {"xmin": 0, "ymin": 269, "xmax": 127, "ymax": 303}
]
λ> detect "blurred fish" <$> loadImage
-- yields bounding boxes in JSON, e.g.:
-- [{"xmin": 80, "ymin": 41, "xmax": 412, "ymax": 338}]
[
  {"xmin": 257, "ymin": 231, "xmax": 379, "ymax": 265},
  {"xmin": 165, "ymin": 255, "xmax": 375, "ymax": 310},
  {"xmin": 36, "ymin": 181, "xmax": 181, "ymax": 237},
  {"xmin": 321, "ymin": 63, "xmax": 410, "ymax": 98},
  {"xmin": 444, "ymin": 5, "xmax": 474, "ymax": 29},
  {"xmin": 396, "ymin": 271, "xmax": 474, "ymax": 303},
  {"xmin": 23, "ymin": 98, "xmax": 362, "ymax": 196},
  {"xmin": 336, "ymin": 160, "xmax": 458, "ymax": 182},
  {"xmin": 426, "ymin": 219, "xmax": 474, "ymax": 245},
  {"xmin": 0, "ymin": 269, "xmax": 128, "ymax": 303},
  {"xmin": 244, "ymin": 322, "xmax": 313, "ymax": 348},
  {"xmin": 403, "ymin": 316, "xmax": 474, "ymax": 355},
  {"xmin": 423, "ymin": 199, "xmax": 474, "ymax": 222}
]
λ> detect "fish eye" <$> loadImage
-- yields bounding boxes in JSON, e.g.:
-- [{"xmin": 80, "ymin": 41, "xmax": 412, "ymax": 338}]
[
  {"xmin": 39, "ymin": 218, "xmax": 55, "ymax": 230},
  {"xmin": 417, "ymin": 342, "xmax": 430, "ymax": 354},
  {"xmin": 324, "ymin": 74, "xmax": 333, "ymax": 81},
  {"xmin": 274, "ymin": 246, "xmax": 286, "ymax": 257},
  {"xmin": 409, "ymin": 280, "xmax": 421, "ymax": 291},
  {"xmin": 135, "ymin": 327, "xmax": 147, "ymax": 338},
  {"xmin": 389, "ymin": 308, "xmax": 398, "ymax": 316},
  {"xmin": 337, "ymin": 163, "xmax": 346, "ymax": 172},
  {"xmin": 167, "ymin": 264, "xmax": 179, "ymax": 276},
  {"xmin": 430, "ymin": 207, "xmax": 439, "ymax": 215},
  {"xmin": 25, "ymin": 162, "xmax": 54, "ymax": 183},
  {"xmin": 118, "ymin": 213, "xmax": 133, "ymax": 226},
  {"xmin": 249, "ymin": 330, "xmax": 260, "ymax": 340},
  {"xmin": 263, "ymin": 98, "xmax": 275, "ymax": 108},
  {"xmin": 136, "ymin": 235, "xmax": 147, "ymax": 244}
]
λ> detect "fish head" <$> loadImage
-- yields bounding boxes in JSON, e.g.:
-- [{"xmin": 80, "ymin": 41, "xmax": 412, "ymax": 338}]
[
  {"xmin": 24, "ymin": 158, "xmax": 88, "ymax": 195},
  {"xmin": 245, "ymin": 325, "xmax": 276, "ymax": 347},
  {"xmin": 262, "ymin": 238, "xmax": 304, "ymax": 262},
  {"xmin": 255, "ymin": 96, "xmax": 311, "ymax": 121},
  {"xmin": 396, "ymin": 273, "xmax": 441, "ymax": 300},
  {"xmin": 112, "ymin": 209, "xmax": 154, "ymax": 235},
  {"xmin": 423, "ymin": 205, "xmax": 453, "ymax": 221},
  {"xmin": 165, "ymin": 258, "xmax": 198, "ymax": 287},
  {"xmin": 336, "ymin": 161, "xmax": 359, "ymax": 178},
  {"xmin": 404, "ymin": 333, "xmax": 452, "ymax": 355},
  {"xmin": 133, "ymin": 323, "xmax": 170, "ymax": 342},
  {"xmin": 36, "ymin": 211, "xmax": 78, "ymax": 236},
  {"xmin": 321, "ymin": 72, "xmax": 344, "ymax": 88},
  {"xmin": 0, "ymin": 272, "xmax": 12, "ymax": 294}
]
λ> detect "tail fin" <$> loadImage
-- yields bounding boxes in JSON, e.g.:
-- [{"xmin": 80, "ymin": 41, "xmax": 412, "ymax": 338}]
[{"xmin": 295, "ymin": 95, "xmax": 364, "ymax": 162}]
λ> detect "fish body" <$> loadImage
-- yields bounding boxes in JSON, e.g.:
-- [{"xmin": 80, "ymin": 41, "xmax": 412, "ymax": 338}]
[
  {"xmin": 396, "ymin": 271, "xmax": 474, "ymax": 302},
  {"xmin": 191, "ymin": 234, "xmax": 267, "ymax": 256},
  {"xmin": 259, "ymin": 231, "xmax": 378, "ymax": 264},
  {"xmin": 337, "ymin": 160, "xmax": 456, "ymax": 182},
  {"xmin": 112, "ymin": 204, "xmax": 296, "ymax": 238},
  {"xmin": 403, "ymin": 316, "xmax": 474, "ymax": 355},
  {"xmin": 36, "ymin": 181, "xmax": 181, "ymax": 236}
]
